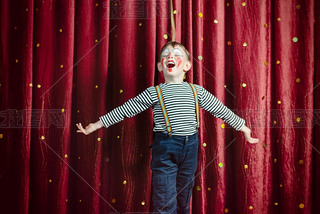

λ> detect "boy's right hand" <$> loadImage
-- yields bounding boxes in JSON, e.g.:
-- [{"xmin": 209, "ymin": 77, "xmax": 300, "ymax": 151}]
[{"xmin": 76, "ymin": 122, "xmax": 100, "ymax": 135}]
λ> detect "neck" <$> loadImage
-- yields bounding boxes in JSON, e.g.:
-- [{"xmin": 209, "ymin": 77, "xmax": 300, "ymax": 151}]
[{"xmin": 164, "ymin": 74, "xmax": 185, "ymax": 84}]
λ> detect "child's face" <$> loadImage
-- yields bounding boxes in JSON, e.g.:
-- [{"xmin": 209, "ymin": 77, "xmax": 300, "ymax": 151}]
[{"xmin": 157, "ymin": 45, "xmax": 191, "ymax": 80}]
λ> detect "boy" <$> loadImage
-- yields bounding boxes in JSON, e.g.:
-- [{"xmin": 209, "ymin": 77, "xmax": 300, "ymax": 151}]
[{"xmin": 76, "ymin": 41, "xmax": 259, "ymax": 214}]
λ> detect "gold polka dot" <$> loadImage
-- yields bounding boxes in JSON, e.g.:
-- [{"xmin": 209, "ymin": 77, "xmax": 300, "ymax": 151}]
[
  {"xmin": 117, "ymin": 136, "xmax": 120, "ymax": 139},
  {"xmin": 61, "ymin": 108, "xmax": 65, "ymax": 113},
  {"xmin": 123, "ymin": 180, "xmax": 127, "ymax": 185},
  {"xmin": 198, "ymin": 12, "xmax": 203, "ymax": 17},
  {"xmin": 198, "ymin": 56, "xmax": 203, "ymax": 60},
  {"xmin": 207, "ymin": 187, "xmax": 211, "ymax": 191},
  {"xmin": 273, "ymin": 120, "xmax": 277, "ymax": 125},
  {"xmin": 224, "ymin": 84, "xmax": 227, "ymax": 88},
  {"xmin": 59, "ymin": 28, "xmax": 63, "ymax": 32},
  {"xmin": 277, "ymin": 100, "xmax": 281, "ymax": 104},
  {"xmin": 163, "ymin": 34, "xmax": 168, "ymax": 39},
  {"xmin": 296, "ymin": 78, "xmax": 301, "ymax": 83},
  {"xmin": 264, "ymin": 23, "xmax": 268, "ymax": 28},
  {"xmin": 244, "ymin": 164, "xmax": 248, "ymax": 169},
  {"xmin": 139, "ymin": 64, "xmax": 142, "ymax": 68},
  {"xmin": 296, "ymin": 117, "xmax": 301, "ymax": 123},
  {"xmin": 111, "ymin": 198, "xmax": 116, "ymax": 203},
  {"xmin": 214, "ymin": 19, "xmax": 218, "ymax": 24},
  {"xmin": 95, "ymin": 39, "xmax": 99, "ymax": 43},
  {"xmin": 226, "ymin": 3, "xmax": 230, "ymax": 7},
  {"xmin": 280, "ymin": 184, "xmax": 283, "ymax": 187},
  {"xmin": 274, "ymin": 202, "xmax": 278, "ymax": 206},
  {"xmin": 249, "ymin": 205, "xmax": 253, "ymax": 210},
  {"xmin": 49, "ymin": 179, "xmax": 52, "ymax": 183},
  {"xmin": 196, "ymin": 186, "xmax": 201, "ymax": 191},
  {"xmin": 243, "ymin": 42, "xmax": 247, "ymax": 47},
  {"xmin": 202, "ymin": 143, "xmax": 207, "ymax": 147},
  {"xmin": 242, "ymin": 2, "xmax": 246, "ymax": 6},
  {"xmin": 277, "ymin": 17, "xmax": 281, "ymax": 21},
  {"xmin": 141, "ymin": 201, "xmax": 145, "ymax": 205},
  {"xmin": 0, "ymin": 134, "xmax": 3, "ymax": 139},
  {"xmin": 224, "ymin": 208, "xmax": 229, "ymax": 213},
  {"xmin": 218, "ymin": 162, "xmax": 223, "ymax": 167},
  {"xmin": 201, "ymin": 37, "xmax": 203, "ymax": 41},
  {"xmin": 221, "ymin": 124, "xmax": 225, "ymax": 129},
  {"xmin": 79, "ymin": 199, "xmax": 82, "ymax": 203},
  {"xmin": 299, "ymin": 160, "xmax": 304, "ymax": 165},
  {"xmin": 36, "ymin": 43, "xmax": 40, "ymax": 47},
  {"xmin": 64, "ymin": 154, "xmax": 68, "ymax": 158},
  {"xmin": 29, "ymin": 83, "xmax": 33, "ymax": 87},
  {"xmin": 139, "ymin": 22, "xmax": 142, "ymax": 26},
  {"xmin": 242, "ymin": 83, "xmax": 247, "ymax": 87},
  {"xmin": 14, "ymin": 26, "xmax": 18, "ymax": 30},
  {"xmin": 296, "ymin": 5, "xmax": 301, "ymax": 9},
  {"xmin": 41, "ymin": 135, "xmax": 45, "ymax": 140},
  {"xmin": 66, "ymin": 199, "xmax": 68, "ymax": 202},
  {"xmin": 78, "ymin": 156, "xmax": 81, "ymax": 160},
  {"xmin": 15, "ymin": 59, "xmax": 19, "ymax": 63},
  {"xmin": 77, "ymin": 110, "xmax": 80, "ymax": 113},
  {"xmin": 119, "ymin": 89, "xmax": 123, "ymax": 93},
  {"xmin": 274, "ymin": 158, "xmax": 277, "ymax": 163},
  {"xmin": 97, "ymin": 137, "xmax": 101, "ymax": 142},
  {"xmin": 95, "ymin": 85, "xmax": 98, "ymax": 88},
  {"xmin": 264, "ymin": 61, "xmax": 268, "ymax": 66},
  {"xmin": 292, "ymin": 37, "xmax": 298, "ymax": 42},
  {"xmin": 276, "ymin": 60, "xmax": 280, "ymax": 64},
  {"xmin": 26, "ymin": 8, "xmax": 29, "ymax": 12},
  {"xmin": 37, "ymin": 84, "xmax": 41, "ymax": 88},
  {"xmin": 95, "ymin": 3, "xmax": 99, "ymax": 7},
  {"xmin": 60, "ymin": 64, "xmax": 64, "ymax": 68},
  {"xmin": 227, "ymin": 41, "xmax": 232, "ymax": 46},
  {"xmin": 99, "ymin": 183, "xmax": 101, "ymax": 186},
  {"xmin": 299, "ymin": 203, "xmax": 304, "ymax": 209},
  {"xmin": 173, "ymin": 10, "xmax": 177, "ymax": 14}
]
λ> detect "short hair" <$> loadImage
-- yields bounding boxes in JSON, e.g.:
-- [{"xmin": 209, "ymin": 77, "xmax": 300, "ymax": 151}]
[{"xmin": 158, "ymin": 41, "xmax": 191, "ymax": 62}]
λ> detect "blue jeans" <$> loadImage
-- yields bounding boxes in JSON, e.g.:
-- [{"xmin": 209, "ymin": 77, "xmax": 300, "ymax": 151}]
[{"xmin": 150, "ymin": 132, "xmax": 199, "ymax": 214}]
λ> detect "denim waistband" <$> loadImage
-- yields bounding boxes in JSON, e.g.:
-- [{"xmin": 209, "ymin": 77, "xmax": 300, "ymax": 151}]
[{"xmin": 154, "ymin": 132, "xmax": 198, "ymax": 141}]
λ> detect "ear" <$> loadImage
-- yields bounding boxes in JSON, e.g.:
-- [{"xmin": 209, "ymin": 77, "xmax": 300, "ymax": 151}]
[
  {"xmin": 157, "ymin": 62, "xmax": 163, "ymax": 72},
  {"xmin": 183, "ymin": 61, "xmax": 192, "ymax": 72}
]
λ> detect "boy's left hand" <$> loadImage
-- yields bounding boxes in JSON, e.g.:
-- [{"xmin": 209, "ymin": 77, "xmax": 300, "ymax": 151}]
[{"xmin": 240, "ymin": 125, "xmax": 259, "ymax": 144}]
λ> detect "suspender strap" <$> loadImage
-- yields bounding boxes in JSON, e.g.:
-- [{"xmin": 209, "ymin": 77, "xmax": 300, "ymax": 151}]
[
  {"xmin": 155, "ymin": 85, "xmax": 173, "ymax": 136},
  {"xmin": 188, "ymin": 83, "xmax": 200, "ymax": 129}
]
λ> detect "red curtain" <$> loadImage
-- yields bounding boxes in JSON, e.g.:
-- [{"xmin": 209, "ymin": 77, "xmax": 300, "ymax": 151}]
[{"xmin": 1, "ymin": 0, "xmax": 320, "ymax": 213}]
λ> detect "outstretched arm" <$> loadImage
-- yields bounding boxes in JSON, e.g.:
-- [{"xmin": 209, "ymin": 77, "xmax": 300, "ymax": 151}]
[
  {"xmin": 76, "ymin": 87, "xmax": 154, "ymax": 135},
  {"xmin": 239, "ymin": 124, "xmax": 259, "ymax": 144},
  {"xmin": 196, "ymin": 85, "xmax": 259, "ymax": 144}
]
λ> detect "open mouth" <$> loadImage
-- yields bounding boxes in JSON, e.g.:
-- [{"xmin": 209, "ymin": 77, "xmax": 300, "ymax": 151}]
[{"xmin": 167, "ymin": 60, "xmax": 176, "ymax": 68}]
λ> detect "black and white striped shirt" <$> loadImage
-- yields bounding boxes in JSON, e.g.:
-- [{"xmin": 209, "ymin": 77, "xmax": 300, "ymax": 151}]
[{"xmin": 99, "ymin": 82, "xmax": 245, "ymax": 136}]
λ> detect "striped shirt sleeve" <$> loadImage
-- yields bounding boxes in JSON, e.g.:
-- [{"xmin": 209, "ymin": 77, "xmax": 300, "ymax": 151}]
[
  {"xmin": 197, "ymin": 85, "xmax": 245, "ymax": 131},
  {"xmin": 99, "ymin": 87, "xmax": 154, "ymax": 128}
]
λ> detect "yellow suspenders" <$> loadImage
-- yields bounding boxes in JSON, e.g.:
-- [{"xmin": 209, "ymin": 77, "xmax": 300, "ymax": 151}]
[{"xmin": 155, "ymin": 83, "xmax": 200, "ymax": 136}]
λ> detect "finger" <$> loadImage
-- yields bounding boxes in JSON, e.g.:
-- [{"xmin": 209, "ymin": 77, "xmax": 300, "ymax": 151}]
[{"xmin": 249, "ymin": 138, "xmax": 259, "ymax": 144}]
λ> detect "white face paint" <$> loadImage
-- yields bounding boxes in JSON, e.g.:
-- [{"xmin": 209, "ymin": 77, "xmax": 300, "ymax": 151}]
[
  {"xmin": 161, "ymin": 48, "xmax": 169, "ymax": 57},
  {"xmin": 161, "ymin": 48, "xmax": 184, "ymax": 58},
  {"xmin": 172, "ymin": 48, "xmax": 183, "ymax": 57}
]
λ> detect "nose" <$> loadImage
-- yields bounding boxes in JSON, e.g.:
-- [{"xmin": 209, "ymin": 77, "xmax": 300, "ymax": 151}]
[{"xmin": 168, "ymin": 51, "xmax": 174, "ymax": 58}]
